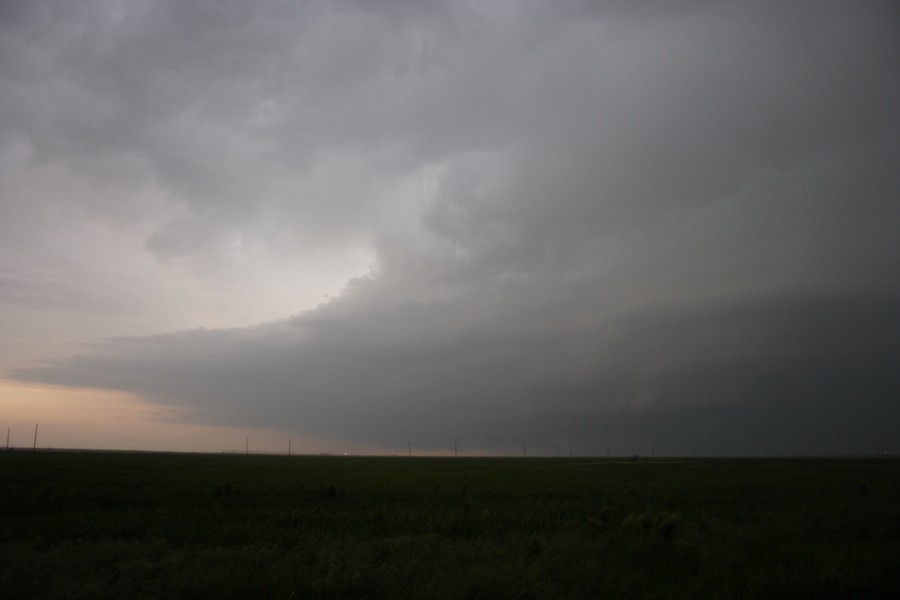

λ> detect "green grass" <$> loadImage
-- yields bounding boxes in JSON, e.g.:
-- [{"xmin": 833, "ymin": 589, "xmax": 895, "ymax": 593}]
[{"xmin": 1, "ymin": 452, "xmax": 899, "ymax": 599}]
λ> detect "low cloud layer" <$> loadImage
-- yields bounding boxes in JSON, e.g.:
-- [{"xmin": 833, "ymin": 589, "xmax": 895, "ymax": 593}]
[
  {"xmin": 17, "ymin": 288, "xmax": 900, "ymax": 453},
  {"xmin": 4, "ymin": 1, "xmax": 899, "ymax": 454}
]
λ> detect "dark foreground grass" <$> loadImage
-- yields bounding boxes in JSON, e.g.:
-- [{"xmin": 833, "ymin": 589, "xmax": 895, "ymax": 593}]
[{"xmin": 1, "ymin": 452, "xmax": 899, "ymax": 599}]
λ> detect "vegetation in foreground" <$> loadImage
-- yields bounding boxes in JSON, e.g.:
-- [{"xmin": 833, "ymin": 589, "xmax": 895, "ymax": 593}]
[{"xmin": 1, "ymin": 452, "xmax": 899, "ymax": 599}]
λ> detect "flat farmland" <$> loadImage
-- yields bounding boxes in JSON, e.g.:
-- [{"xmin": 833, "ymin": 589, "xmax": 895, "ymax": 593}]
[{"xmin": 1, "ymin": 452, "xmax": 898, "ymax": 599}]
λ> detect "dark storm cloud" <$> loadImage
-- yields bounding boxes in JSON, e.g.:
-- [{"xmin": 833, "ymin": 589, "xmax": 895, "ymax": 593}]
[
  {"xmin": 16, "ymin": 287, "xmax": 900, "ymax": 453},
  {"xmin": 6, "ymin": 1, "xmax": 900, "ymax": 453}
]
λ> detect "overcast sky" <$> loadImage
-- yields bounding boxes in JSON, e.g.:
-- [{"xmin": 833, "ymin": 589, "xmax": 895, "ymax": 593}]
[{"xmin": 2, "ymin": 0, "xmax": 898, "ymax": 455}]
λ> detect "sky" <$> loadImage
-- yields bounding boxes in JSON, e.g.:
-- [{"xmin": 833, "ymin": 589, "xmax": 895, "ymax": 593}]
[{"xmin": 1, "ymin": 0, "xmax": 899, "ymax": 456}]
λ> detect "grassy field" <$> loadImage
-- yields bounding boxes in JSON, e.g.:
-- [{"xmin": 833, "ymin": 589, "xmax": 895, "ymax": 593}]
[{"xmin": 1, "ymin": 452, "xmax": 898, "ymax": 599}]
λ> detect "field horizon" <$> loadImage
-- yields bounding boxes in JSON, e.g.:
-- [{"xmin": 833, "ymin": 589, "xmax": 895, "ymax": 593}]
[
  {"xmin": 6, "ymin": 443, "xmax": 897, "ymax": 460},
  {"xmin": 2, "ymin": 451, "xmax": 898, "ymax": 598}
]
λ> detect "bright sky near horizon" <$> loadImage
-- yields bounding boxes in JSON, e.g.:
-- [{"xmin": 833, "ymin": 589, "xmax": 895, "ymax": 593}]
[{"xmin": 2, "ymin": 0, "xmax": 899, "ymax": 456}]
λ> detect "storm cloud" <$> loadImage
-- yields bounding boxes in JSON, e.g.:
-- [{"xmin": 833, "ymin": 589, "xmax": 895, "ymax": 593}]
[{"xmin": 4, "ymin": 1, "xmax": 899, "ymax": 454}]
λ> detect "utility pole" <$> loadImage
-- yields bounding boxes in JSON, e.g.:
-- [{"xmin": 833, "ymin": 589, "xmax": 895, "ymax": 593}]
[
  {"xmin": 33, "ymin": 424, "xmax": 38, "ymax": 452},
  {"xmin": 245, "ymin": 437, "xmax": 249, "ymax": 455},
  {"xmin": 5, "ymin": 427, "xmax": 9, "ymax": 450},
  {"xmin": 288, "ymin": 438, "xmax": 292, "ymax": 456}
]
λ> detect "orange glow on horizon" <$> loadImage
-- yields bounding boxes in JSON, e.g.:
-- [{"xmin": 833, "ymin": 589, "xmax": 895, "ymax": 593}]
[{"xmin": 0, "ymin": 379, "xmax": 391, "ymax": 455}]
